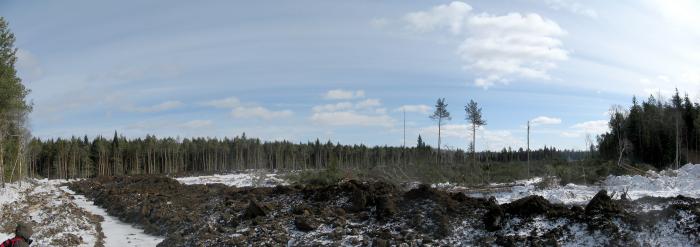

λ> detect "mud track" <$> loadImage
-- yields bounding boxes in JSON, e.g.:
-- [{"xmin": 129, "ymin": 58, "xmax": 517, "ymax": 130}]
[{"xmin": 68, "ymin": 176, "xmax": 700, "ymax": 246}]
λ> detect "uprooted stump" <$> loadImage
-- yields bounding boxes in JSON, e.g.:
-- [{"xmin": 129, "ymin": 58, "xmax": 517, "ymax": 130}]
[{"xmin": 585, "ymin": 190, "xmax": 624, "ymax": 216}]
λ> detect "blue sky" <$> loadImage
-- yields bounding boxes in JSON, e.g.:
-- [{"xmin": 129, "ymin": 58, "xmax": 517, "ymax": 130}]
[{"xmin": 2, "ymin": 0, "xmax": 699, "ymax": 150}]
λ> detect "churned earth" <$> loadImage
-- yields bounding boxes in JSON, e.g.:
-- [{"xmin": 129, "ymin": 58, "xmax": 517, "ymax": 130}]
[{"xmin": 67, "ymin": 173, "xmax": 700, "ymax": 246}]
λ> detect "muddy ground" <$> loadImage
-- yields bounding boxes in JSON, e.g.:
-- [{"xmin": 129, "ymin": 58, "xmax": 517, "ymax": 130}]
[{"xmin": 68, "ymin": 176, "xmax": 700, "ymax": 246}]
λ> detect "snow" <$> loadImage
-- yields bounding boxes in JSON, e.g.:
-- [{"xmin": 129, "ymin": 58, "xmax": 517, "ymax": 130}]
[
  {"xmin": 175, "ymin": 171, "xmax": 288, "ymax": 187},
  {"xmin": 61, "ymin": 186, "xmax": 165, "ymax": 247},
  {"xmin": 0, "ymin": 179, "xmax": 163, "ymax": 247},
  {"xmin": 465, "ymin": 163, "xmax": 700, "ymax": 205}
]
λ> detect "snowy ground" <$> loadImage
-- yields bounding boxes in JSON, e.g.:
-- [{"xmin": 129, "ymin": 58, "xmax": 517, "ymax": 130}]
[
  {"xmin": 175, "ymin": 171, "xmax": 288, "ymax": 187},
  {"xmin": 451, "ymin": 163, "xmax": 700, "ymax": 205},
  {"xmin": 0, "ymin": 179, "xmax": 163, "ymax": 247}
]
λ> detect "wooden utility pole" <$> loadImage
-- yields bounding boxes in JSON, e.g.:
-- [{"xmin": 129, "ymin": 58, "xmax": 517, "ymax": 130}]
[
  {"xmin": 676, "ymin": 112, "xmax": 680, "ymax": 169},
  {"xmin": 403, "ymin": 109, "xmax": 406, "ymax": 167},
  {"xmin": 527, "ymin": 120, "xmax": 530, "ymax": 178}
]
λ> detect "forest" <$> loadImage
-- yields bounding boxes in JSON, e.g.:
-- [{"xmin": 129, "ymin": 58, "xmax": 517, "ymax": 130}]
[
  {"xmin": 597, "ymin": 90, "xmax": 700, "ymax": 170},
  {"xmin": 24, "ymin": 133, "xmax": 588, "ymax": 179}
]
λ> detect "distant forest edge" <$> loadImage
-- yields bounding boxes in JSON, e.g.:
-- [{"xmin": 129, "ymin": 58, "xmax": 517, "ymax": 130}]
[
  {"xmin": 597, "ymin": 89, "xmax": 700, "ymax": 170},
  {"xmin": 25, "ymin": 133, "xmax": 590, "ymax": 179}
]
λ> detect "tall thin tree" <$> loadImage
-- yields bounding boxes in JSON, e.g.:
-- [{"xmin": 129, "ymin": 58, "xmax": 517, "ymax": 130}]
[
  {"xmin": 465, "ymin": 99, "xmax": 486, "ymax": 166},
  {"xmin": 430, "ymin": 98, "xmax": 451, "ymax": 165}
]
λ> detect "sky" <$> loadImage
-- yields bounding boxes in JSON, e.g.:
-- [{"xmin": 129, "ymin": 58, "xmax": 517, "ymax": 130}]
[{"xmin": 2, "ymin": 0, "xmax": 700, "ymax": 151}]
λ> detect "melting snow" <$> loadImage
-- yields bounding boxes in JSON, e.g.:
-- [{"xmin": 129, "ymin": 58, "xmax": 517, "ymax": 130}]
[
  {"xmin": 463, "ymin": 163, "xmax": 700, "ymax": 205},
  {"xmin": 175, "ymin": 171, "xmax": 288, "ymax": 187}
]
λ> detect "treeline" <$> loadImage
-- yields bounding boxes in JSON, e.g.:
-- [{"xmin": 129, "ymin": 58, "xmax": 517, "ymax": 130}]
[
  {"xmin": 598, "ymin": 90, "xmax": 700, "ymax": 169},
  {"xmin": 26, "ymin": 132, "xmax": 589, "ymax": 179}
]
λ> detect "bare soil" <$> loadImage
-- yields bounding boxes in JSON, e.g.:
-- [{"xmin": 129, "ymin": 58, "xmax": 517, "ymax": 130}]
[{"xmin": 68, "ymin": 176, "xmax": 700, "ymax": 246}]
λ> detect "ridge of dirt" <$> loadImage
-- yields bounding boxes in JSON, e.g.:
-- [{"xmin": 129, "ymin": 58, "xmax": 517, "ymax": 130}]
[{"xmin": 69, "ymin": 175, "xmax": 700, "ymax": 246}]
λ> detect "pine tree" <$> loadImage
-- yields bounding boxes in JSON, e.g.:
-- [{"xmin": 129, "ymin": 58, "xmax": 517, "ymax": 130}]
[
  {"xmin": 430, "ymin": 98, "xmax": 451, "ymax": 166},
  {"xmin": 465, "ymin": 99, "xmax": 486, "ymax": 166},
  {"xmin": 0, "ymin": 17, "xmax": 32, "ymax": 185}
]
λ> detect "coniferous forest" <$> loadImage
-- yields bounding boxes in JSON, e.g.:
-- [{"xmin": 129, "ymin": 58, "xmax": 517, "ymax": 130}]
[
  {"xmin": 597, "ymin": 90, "xmax": 700, "ymax": 170},
  {"xmin": 24, "ymin": 133, "xmax": 587, "ymax": 179}
]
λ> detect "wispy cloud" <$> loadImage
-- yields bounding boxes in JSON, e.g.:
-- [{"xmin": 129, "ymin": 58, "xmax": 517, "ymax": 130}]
[
  {"xmin": 179, "ymin": 119, "xmax": 213, "ymax": 129},
  {"xmin": 201, "ymin": 97, "xmax": 241, "ymax": 108},
  {"xmin": 530, "ymin": 116, "xmax": 562, "ymax": 126},
  {"xmin": 124, "ymin": 100, "xmax": 184, "ymax": 113},
  {"xmin": 396, "ymin": 104, "xmax": 432, "ymax": 114},
  {"xmin": 323, "ymin": 89, "xmax": 366, "ymax": 100},
  {"xmin": 560, "ymin": 120, "xmax": 609, "ymax": 138},
  {"xmin": 311, "ymin": 111, "xmax": 394, "ymax": 127},
  {"xmin": 542, "ymin": 0, "xmax": 597, "ymax": 19},
  {"xmin": 232, "ymin": 106, "xmax": 293, "ymax": 120}
]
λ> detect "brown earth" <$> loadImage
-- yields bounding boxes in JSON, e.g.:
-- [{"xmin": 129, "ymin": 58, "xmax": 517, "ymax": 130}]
[{"xmin": 68, "ymin": 176, "xmax": 700, "ymax": 246}]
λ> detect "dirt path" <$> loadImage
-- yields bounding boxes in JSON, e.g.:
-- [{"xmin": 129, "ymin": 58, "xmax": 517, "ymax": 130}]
[
  {"xmin": 60, "ymin": 186, "xmax": 163, "ymax": 247},
  {"xmin": 0, "ymin": 179, "xmax": 163, "ymax": 247}
]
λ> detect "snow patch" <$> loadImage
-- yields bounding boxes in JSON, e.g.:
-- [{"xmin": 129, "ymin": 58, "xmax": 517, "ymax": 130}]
[
  {"xmin": 463, "ymin": 163, "xmax": 700, "ymax": 205},
  {"xmin": 176, "ymin": 171, "xmax": 288, "ymax": 187}
]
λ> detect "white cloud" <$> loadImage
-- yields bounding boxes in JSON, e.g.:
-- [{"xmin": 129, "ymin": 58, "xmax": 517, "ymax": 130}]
[
  {"xmin": 323, "ymin": 89, "xmax": 366, "ymax": 100},
  {"xmin": 15, "ymin": 49, "xmax": 44, "ymax": 80},
  {"xmin": 400, "ymin": 1, "xmax": 568, "ymax": 89},
  {"xmin": 313, "ymin": 98, "xmax": 382, "ymax": 112},
  {"xmin": 542, "ymin": 0, "xmax": 598, "ymax": 19},
  {"xmin": 201, "ymin": 97, "xmax": 240, "ymax": 108},
  {"xmin": 356, "ymin": 98, "xmax": 381, "ymax": 109},
  {"xmin": 179, "ymin": 120, "xmax": 213, "ymax": 129},
  {"xmin": 530, "ymin": 116, "xmax": 562, "ymax": 126},
  {"xmin": 232, "ymin": 106, "xmax": 293, "ymax": 120},
  {"xmin": 396, "ymin": 104, "xmax": 432, "ymax": 114},
  {"xmin": 561, "ymin": 120, "xmax": 609, "ymax": 138},
  {"xmin": 311, "ymin": 111, "xmax": 394, "ymax": 127},
  {"xmin": 126, "ymin": 100, "xmax": 183, "ymax": 113},
  {"xmin": 312, "ymin": 102, "xmax": 354, "ymax": 112}
]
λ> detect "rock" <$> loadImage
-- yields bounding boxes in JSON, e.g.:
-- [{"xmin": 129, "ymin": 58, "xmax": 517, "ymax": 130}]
[
  {"xmin": 294, "ymin": 216, "xmax": 318, "ymax": 232},
  {"xmin": 244, "ymin": 200, "xmax": 268, "ymax": 219}
]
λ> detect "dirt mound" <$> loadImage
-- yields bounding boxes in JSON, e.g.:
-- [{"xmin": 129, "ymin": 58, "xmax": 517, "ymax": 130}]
[
  {"xmin": 69, "ymin": 176, "xmax": 700, "ymax": 246},
  {"xmin": 503, "ymin": 195, "xmax": 552, "ymax": 216}
]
